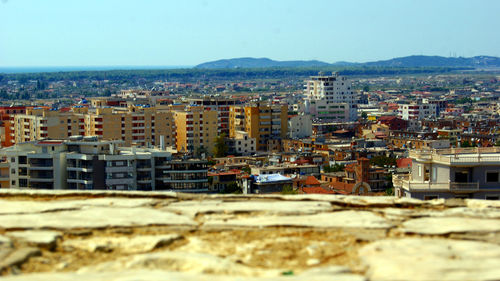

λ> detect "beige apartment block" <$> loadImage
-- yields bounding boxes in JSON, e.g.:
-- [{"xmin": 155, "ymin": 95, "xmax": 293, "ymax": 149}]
[
  {"xmin": 10, "ymin": 106, "xmax": 176, "ymax": 149},
  {"xmin": 174, "ymin": 105, "xmax": 218, "ymax": 155},
  {"xmin": 11, "ymin": 108, "xmax": 86, "ymax": 144},
  {"xmin": 82, "ymin": 105, "xmax": 176, "ymax": 147}
]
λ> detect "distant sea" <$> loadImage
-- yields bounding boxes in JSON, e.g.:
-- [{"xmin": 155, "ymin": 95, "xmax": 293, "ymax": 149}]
[{"xmin": 0, "ymin": 65, "xmax": 192, "ymax": 74}]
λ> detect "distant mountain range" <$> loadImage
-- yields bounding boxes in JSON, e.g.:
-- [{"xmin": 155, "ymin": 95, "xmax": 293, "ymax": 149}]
[{"xmin": 194, "ymin": 55, "xmax": 500, "ymax": 69}]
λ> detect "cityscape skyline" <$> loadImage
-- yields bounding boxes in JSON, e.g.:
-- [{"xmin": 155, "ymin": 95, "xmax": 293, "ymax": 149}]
[{"xmin": 1, "ymin": 0, "xmax": 499, "ymax": 67}]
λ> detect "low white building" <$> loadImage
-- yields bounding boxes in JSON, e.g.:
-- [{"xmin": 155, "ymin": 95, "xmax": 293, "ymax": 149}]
[
  {"xmin": 397, "ymin": 103, "xmax": 437, "ymax": 120},
  {"xmin": 288, "ymin": 115, "xmax": 312, "ymax": 139},
  {"xmin": 2, "ymin": 140, "xmax": 67, "ymax": 189},
  {"xmin": 393, "ymin": 147, "xmax": 500, "ymax": 200},
  {"xmin": 0, "ymin": 137, "xmax": 208, "ymax": 191},
  {"xmin": 305, "ymin": 100, "xmax": 350, "ymax": 122},
  {"xmin": 234, "ymin": 131, "xmax": 256, "ymax": 156}
]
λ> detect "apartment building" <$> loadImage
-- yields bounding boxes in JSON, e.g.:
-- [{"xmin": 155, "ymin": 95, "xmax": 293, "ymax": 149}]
[
  {"xmin": 8, "ymin": 105, "xmax": 177, "ymax": 148},
  {"xmin": 304, "ymin": 72, "xmax": 357, "ymax": 122},
  {"xmin": 0, "ymin": 138, "xmax": 208, "ymax": 192},
  {"xmin": 288, "ymin": 114, "xmax": 312, "ymax": 139},
  {"xmin": 174, "ymin": 105, "xmax": 218, "ymax": 155},
  {"xmin": 233, "ymin": 131, "xmax": 256, "ymax": 156},
  {"xmin": 0, "ymin": 106, "xmax": 27, "ymax": 147},
  {"xmin": 186, "ymin": 97, "xmax": 239, "ymax": 135},
  {"xmin": 11, "ymin": 107, "xmax": 86, "ymax": 145},
  {"xmin": 1, "ymin": 140, "xmax": 67, "ymax": 189},
  {"xmin": 85, "ymin": 105, "xmax": 176, "ymax": 148},
  {"xmin": 393, "ymin": 147, "xmax": 500, "ymax": 200},
  {"xmin": 156, "ymin": 159, "xmax": 209, "ymax": 192},
  {"xmin": 229, "ymin": 103, "xmax": 288, "ymax": 151},
  {"xmin": 397, "ymin": 103, "xmax": 437, "ymax": 120}
]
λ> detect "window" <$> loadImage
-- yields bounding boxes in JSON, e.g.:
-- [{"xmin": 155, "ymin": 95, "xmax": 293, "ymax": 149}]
[
  {"xmin": 486, "ymin": 172, "xmax": 499, "ymax": 183},
  {"xmin": 424, "ymin": 195, "xmax": 438, "ymax": 200},
  {"xmin": 11, "ymin": 157, "xmax": 15, "ymax": 163}
]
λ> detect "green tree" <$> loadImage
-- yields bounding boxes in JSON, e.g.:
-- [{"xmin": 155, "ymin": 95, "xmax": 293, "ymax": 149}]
[
  {"xmin": 195, "ymin": 146, "xmax": 208, "ymax": 158},
  {"xmin": 460, "ymin": 140, "xmax": 472, "ymax": 148},
  {"xmin": 241, "ymin": 166, "xmax": 251, "ymax": 174},
  {"xmin": 363, "ymin": 85, "xmax": 370, "ymax": 92},
  {"xmin": 494, "ymin": 140, "xmax": 500, "ymax": 147},
  {"xmin": 361, "ymin": 112, "xmax": 368, "ymax": 119},
  {"xmin": 221, "ymin": 182, "xmax": 242, "ymax": 194},
  {"xmin": 213, "ymin": 133, "xmax": 228, "ymax": 157},
  {"xmin": 281, "ymin": 184, "xmax": 297, "ymax": 195},
  {"xmin": 370, "ymin": 156, "xmax": 396, "ymax": 167},
  {"xmin": 323, "ymin": 164, "xmax": 345, "ymax": 173}
]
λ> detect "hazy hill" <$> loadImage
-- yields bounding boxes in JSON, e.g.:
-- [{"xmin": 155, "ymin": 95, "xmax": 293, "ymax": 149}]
[
  {"xmin": 195, "ymin": 55, "xmax": 500, "ymax": 69},
  {"xmin": 194, "ymin": 57, "xmax": 330, "ymax": 69},
  {"xmin": 363, "ymin": 55, "xmax": 500, "ymax": 67}
]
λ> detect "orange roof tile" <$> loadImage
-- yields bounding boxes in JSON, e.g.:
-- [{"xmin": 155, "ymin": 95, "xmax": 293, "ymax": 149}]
[{"xmin": 304, "ymin": 176, "xmax": 321, "ymax": 186}]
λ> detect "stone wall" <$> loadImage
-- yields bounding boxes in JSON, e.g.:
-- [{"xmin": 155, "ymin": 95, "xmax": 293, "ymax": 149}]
[{"xmin": 0, "ymin": 189, "xmax": 499, "ymax": 280}]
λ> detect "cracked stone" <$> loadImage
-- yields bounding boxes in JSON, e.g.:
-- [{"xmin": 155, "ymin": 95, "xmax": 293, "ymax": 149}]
[
  {"xmin": 401, "ymin": 217, "xmax": 500, "ymax": 235},
  {"xmin": 7, "ymin": 231, "xmax": 61, "ymax": 249},
  {"xmin": 0, "ymin": 206, "xmax": 196, "ymax": 229},
  {"xmin": 165, "ymin": 200, "xmax": 332, "ymax": 217},
  {"xmin": 360, "ymin": 238, "xmax": 500, "ymax": 281},
  {"xmin": 63, "ymin": 234, "xmax": 181, "ymax": 254},
  {"xmin": 204, "ymin": 210, "xmax": 393, "ymax": 229}
]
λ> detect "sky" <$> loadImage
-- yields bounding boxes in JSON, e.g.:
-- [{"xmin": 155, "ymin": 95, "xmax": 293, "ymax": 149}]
[{"xmin": 0, "ymin": 0, "xmax": 499, "ymax": 67}]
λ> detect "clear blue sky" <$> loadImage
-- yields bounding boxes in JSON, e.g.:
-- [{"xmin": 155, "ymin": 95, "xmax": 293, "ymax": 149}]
[{"xmin": 1, "ymin": 0, "xmax": 499, "ymax": 67}]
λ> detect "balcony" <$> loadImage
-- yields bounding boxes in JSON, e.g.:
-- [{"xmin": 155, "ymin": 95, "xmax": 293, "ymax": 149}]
[
  {"xmin": 409, "ymin": 148, "xmax": 500, "ymax": 166},
  {"xmin": 136, "ymin": 165, "xmax": 152, "ymax": 171},
  {"xmin": 106, "ymin": 178, "xmax": 134, "ymax": 185},
  {"xmin": 105, "ymin": 166, "xmax": 134, "ymax": 173},
  {"xmin": 67, "ymin": 179, "xmax": 93, "ymax": 185},
  {"xmin": 397, "ymin": 179, "xmax": 480, "ymax": 192},
  {"xmin": 29, "ymin": 177, "xmax": 54, "ymax": 182},
  {"xmin": 163, "ymin": 178, "xmax": 208, "ymax": 183}
]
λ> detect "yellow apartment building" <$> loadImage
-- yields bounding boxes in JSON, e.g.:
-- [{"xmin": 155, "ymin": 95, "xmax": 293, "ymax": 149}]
[
  {"xmin": 229, "ymin": 103, "xmax": 288, "ymax": 151},
  {"xmin": 174, "ymin": 105, "xmax": 218, "ymax": 156},
  {"xmin": 10, "ymin": 105, "xmax": 176, "ymax": 148}
]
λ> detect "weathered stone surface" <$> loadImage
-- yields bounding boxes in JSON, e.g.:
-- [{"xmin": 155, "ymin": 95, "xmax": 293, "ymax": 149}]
[
  {"xmin": 165, "ymin": 200, "xmax": 332, "ymax": 217},
  {"xmin": 78, "ymin": 251, "xmax": 281, "ymax": 276},
  {"xmin": 466, "ymin": 199, "xmax": 500, "ymax": 209},
  {"xmin": 204, "ymin": 210, "xmax": 393, "ymax": 229},
  {"xmin": 0, "ymin": 269, "xmax": 365, "ymax": 281},
  {"xmin": 0, "ymin": 235, "xmax": 13, "ymax": 264},
  {"xmin": 0, "ymin": 235, "xmax": 11, "ymax": 245},
  {"xmin": 0, "ymin": 190, "xmax": 500, "ymax": 281},
  {"xmin": 63, "ymin": 234, "xmax": 181, "ymax": 254},
  {"xmin": 401, "ymin": 217, "xmax": 500, "ymax": 234},
  {"xmin": 7, "ymin": 231, "xmax": 61, "ymax": 248},
  {"xmin": 0, "ymin": 206, "xmax": 195, "ymax": 229},
  {"xmin": 0, "ymin": 198, "xmax": 155, "ymax": 215},
  {"xmin": 360, "ymin": 238, "xmax": 500, "ymax": 281},
  {"xmin": 0, "ymin": 247, "xmax": 41, "ymax": 271}
]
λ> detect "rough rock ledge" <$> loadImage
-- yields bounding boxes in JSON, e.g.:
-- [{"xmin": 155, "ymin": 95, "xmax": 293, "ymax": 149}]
[{"xmin": 0, "ymin": 189, "xmax": 499, "ymax": 281}]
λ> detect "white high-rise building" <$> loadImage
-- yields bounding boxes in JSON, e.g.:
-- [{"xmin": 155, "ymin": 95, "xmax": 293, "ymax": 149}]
[{"xmin": 304, "ymin": 72, "xmax": 357, "ymax": 122}]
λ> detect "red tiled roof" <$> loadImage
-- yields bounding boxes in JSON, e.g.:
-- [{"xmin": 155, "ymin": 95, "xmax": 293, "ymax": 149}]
[
  {"xmin": 304, "ymin": 176, "xmax": 321, "ymax": 186},
  {"xmin": 330, "ymin": 181, "xmax": 355, "ymax": 193},
  {"xmin": 301, "ymin": 187, "xmax": 335, "ymax": 194},
  {"xmin": 378, "ymin": 116, "xmax": 397, "ymax": 121},
  {"xmin": 397, "ymin": 158, "xmax": 412, "ymax": 168}
]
